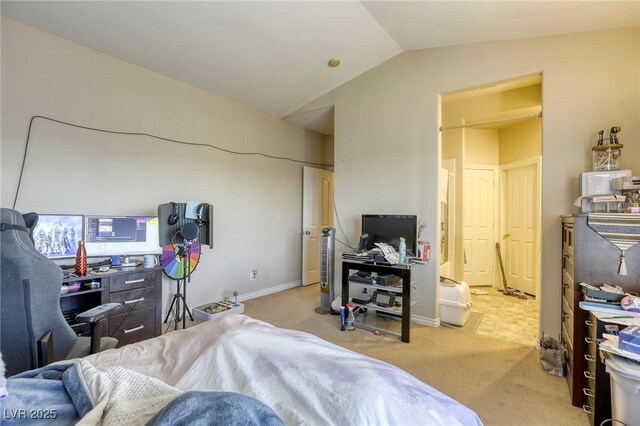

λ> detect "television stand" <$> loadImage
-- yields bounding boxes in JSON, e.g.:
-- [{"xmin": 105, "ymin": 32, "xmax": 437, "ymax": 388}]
[{"xmin": 341, "ymin": 259, "xmax": 417, "ymax": 343}]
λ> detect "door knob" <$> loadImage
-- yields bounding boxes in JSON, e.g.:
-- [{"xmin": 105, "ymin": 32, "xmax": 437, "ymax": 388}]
[{"xmin": 503, "ymin": 233, "xmax": 511, "ymax": 238}]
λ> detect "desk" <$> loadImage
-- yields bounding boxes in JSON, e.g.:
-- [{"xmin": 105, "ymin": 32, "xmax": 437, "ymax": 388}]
[
  {"xmin": 61, "ymin": 266, "xmax": 163, "ymax": 347},
  {"xmin": 341, "ymin": 259, "xmax": 415, "ymax": 343}
]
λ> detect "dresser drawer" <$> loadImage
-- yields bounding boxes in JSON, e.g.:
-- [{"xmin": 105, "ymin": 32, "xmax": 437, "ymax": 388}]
[
  {"xmin": 110, "ymin": 285, "xmax": 156, "ymax": 312},
  {"xmin": 109, "ymin": 306, "xmax": 156, "ymax": 347},
  {"xmin": 563, "ymin": 254, "xmax": 574, "ymax": 282},
  {"xmin": 562, "ymin": 322, "xmax": 573, "ymax": 353},
  {"xmin": 562, "ymin": 273, "xmax": 574, "ymax": 312},
  {"xmin": 562, "ymin": 297, "xmax": 573, "ymax": 342},
  {"xmin": 110, "ymin": 270, "xmax": 158, "ymax": 292}
]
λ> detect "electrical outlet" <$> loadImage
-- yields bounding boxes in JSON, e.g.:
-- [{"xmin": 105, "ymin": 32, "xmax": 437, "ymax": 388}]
[{"xmin": 249, "ymin": 269, "xmax": 257, "ymax": 280}]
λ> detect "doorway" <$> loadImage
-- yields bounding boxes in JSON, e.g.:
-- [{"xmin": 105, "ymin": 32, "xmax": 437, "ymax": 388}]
[
  {"xmin": 440, "ymin": 74, "xmax": 542, "ymax": 345},
  {"xmin": 302, "ymin": 166, "xmax": 334, "ymax": 286}
]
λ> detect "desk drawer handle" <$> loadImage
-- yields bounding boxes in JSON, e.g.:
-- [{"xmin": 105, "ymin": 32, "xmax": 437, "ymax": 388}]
[
  {"xmin": 583, "ymin": 388, "xmax": 594, "ymax": 397},
  {"xmin": 584, "ymin": 371, "xmax": 595, "ymax": 380},
  {"xmin": 124, "ymin": 297, "xmax": 144, "ymax": 305},
  {"xmin": 124, "ymin": 279, "xmax": 145, "ymax": 285},
  {"xmin": 585, "ymin": 354, "xmax": 595, "ymax": 362},
  {"xmin": 585, "ymin": 320, "xmax": 593, "ymax": 326},
  {"xmin": 585, "ymin": 337, "xmax": 595, "ymax": 344},
  {"xmin": 124, "ymin": 325, "xmax": 144, "ymax": 334},
  {"xmin": 582, "ymin": 404, "xmax": 593, "ymax": 415}
]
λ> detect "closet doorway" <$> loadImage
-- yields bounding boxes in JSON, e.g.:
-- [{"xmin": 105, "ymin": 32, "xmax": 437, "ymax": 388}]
[{"xmin": 440, "ymin": 74, "xmax": 542, "ymax": 345}]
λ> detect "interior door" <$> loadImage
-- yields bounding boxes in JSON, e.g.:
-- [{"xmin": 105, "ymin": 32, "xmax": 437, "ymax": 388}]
[
  {"xmin": 463, "ymin": 168, "xmax": 496, "ymax": 287},
  {"xmin": 504, "ymin": 163, "xmax": 538, "ymax": 295},
  {"xmin": 302, "ymin": 167, "xmax": 334, "ymax": 286}
]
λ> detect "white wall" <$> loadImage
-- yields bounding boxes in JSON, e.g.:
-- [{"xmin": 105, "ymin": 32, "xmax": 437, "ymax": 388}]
[
  {"xmin": 294, "ymin": 27, "xmax": 640, "ymax": 334},
  {"xmin": 1, "ymin": 18, "xmax": 326, "ymax": 313}
]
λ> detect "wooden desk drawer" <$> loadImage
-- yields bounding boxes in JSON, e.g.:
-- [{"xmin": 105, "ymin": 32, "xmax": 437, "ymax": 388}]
[
  {"xmin": 110, "ymin": 285, "xmax": 156, "ymax": 312},
  {"xmin": 110, "ymin": 270, "xmax": 158, "ymax": 292},
  {"xmin": 109, "ymin": 306, "xmax": 156, "ymax": 347}
]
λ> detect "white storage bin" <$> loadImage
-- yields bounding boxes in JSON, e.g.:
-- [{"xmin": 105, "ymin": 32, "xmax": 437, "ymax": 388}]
[
  {"xmin": 193, "ymin": 301, "xmax": 244, "ymax": 321},
  {"xmin": 439, "ymin": 278, "xmax": 472, "ymax": 326},
  {"xmin": 606, "ymin": 353, "xmax": 640, "ymax": 425}
]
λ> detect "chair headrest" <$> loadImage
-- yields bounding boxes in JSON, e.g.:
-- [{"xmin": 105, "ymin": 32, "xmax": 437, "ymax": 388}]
[{"xmin": 0, "ymin": 209, "xmax": 34, "ymax": 242}]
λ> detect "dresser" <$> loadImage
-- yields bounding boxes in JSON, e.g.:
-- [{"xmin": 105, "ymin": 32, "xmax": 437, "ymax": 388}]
[
  {"xmin": 60, "ymin": 266, "xmax": 163, "ymax": 347},
  {"xmin": 561, "ymin": 215, "xmax": 640, "ymax": 411}
]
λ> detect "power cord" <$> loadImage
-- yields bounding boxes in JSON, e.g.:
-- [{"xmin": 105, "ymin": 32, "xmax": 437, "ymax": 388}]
[{"xmin": 12, "ymin": 115, "xmax": 334, "ymax": 209}]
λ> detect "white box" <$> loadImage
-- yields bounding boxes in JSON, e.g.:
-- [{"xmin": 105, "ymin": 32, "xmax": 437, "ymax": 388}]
[
  {"xmin": 606, "ymin": 353, "xmax": 640, "ymax": 426},
  {"xmin": 193, "ymin": 300, "xmax": 244, "ymax": 321},
  {"xmin": 439, "ymin": 279, "xmax": 472, "ymax": 326},
  {"xmin": 581, "ymin": 170, "xmax": 631, "ymax": 196}
]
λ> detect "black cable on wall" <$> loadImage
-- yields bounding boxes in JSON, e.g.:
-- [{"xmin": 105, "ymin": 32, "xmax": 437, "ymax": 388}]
[{"xmin": 12, "ymin": 115, "xmax": 334, "ymax": 209}]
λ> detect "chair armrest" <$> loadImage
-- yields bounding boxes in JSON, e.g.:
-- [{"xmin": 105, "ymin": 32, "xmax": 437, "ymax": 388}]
[
  {"xmin": 75, "ymin": 303, "xmax": 122, "ymax": 324},
  {"xmin": 37, "ymin": 330, "xmax": 53, "ymax": 368}
]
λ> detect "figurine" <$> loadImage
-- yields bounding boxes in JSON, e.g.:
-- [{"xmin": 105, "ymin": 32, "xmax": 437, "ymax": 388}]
[
  {"xmin": 597, "ymin": 130, "xmax": 604, "ymax": 146},
  {"xmin": 610, "ymin": 126, "xmax": 621, "ymax": 145}
]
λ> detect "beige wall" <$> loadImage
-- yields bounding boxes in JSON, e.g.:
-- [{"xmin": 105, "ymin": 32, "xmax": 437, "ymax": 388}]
[
  {"xmin": 465, "ymin": 129, "xmax": 499, "ymax": 166},
  {"xmin": 325, "ymin": 134, "xmax": 335, "ymax": 170},
  {"xmin": 0, "ymin": 18, "xmax": 326, "ymax": 313},
  {"xmin": 499, "ymin": 119, "xmax": 542, "ymax": 165},
  {"xmin": 294, "ymin": 27, "xmax": 640, "ymax": 334}
]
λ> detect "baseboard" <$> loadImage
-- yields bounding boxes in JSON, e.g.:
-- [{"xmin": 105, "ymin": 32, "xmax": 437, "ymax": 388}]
[
  {"xmin": 237, "ymin": 280, "xmax": 302, "ymax": 302},
  {"xmin": 412, "ymin": 314, "xmax": 440, "ymax": 328}
]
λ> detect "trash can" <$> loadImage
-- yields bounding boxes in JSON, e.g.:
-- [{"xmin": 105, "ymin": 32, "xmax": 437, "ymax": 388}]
[{"xmin": 605, "ymin": 353, "xmax": 640, "ymax": 425}]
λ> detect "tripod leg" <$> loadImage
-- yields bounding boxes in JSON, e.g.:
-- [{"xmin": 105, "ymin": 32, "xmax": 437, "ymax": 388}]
[{"xmin": 164, "ymin": 294, "xmax": 178, "ymax": 324}]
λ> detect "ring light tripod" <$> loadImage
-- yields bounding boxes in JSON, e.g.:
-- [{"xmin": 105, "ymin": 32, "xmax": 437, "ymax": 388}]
[{"xmin": 161, "ymin": 223, "xmax": 201, "ymax": 330}]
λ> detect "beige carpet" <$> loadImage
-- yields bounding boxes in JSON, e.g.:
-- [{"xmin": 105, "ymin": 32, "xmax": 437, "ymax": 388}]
[{"xmin": 240, "ymin": 283, "xmax": 588, "ymax": 426}]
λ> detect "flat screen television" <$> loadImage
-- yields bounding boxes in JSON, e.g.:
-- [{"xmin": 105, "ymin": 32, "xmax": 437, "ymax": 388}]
[
  {"xmin": 84, "ymin": 215, "xmax": 162, "ymax": 257},
  {"xmin": 361, "ymin": 214, "xmax": 418, "ymax": 254},
  {"xmin": 33, "ymin": 214, "xmax": 84, "ymax": 259}
]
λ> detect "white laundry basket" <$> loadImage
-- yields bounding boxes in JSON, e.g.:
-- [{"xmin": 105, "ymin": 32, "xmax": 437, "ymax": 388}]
[
  {"xmin": 439, "ymin": 278, "xmax": 472, "ymax": 326},
  {"xmin": 605, "ymin": 353, "xmax": 640, "ymax": 426}
]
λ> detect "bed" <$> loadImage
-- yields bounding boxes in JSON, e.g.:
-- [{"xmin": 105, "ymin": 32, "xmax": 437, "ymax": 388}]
[{"xmin": 3, "ymin": 314, "xmax": 482, "ymax": 425}]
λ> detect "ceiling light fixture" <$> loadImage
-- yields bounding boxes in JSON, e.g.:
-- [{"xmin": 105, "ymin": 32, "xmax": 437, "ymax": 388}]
[{"xmin": 327, "ymin": 58, "xmax": 341, "ymax": 68}]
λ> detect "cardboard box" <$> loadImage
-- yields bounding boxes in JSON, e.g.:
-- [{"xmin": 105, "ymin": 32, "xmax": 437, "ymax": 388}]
[
  {"xmin": 619, "ymin": 326, "xmax": 640, "ymax": 355},
  {"xmin": 193, "ymin": 300, "xmax": 244, "ymax": 321}
]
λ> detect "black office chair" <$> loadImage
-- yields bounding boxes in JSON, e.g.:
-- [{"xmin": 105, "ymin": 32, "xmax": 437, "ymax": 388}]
[{"xmin": 0, "ymin": 208, "xmax": 121, "ymax": 376}]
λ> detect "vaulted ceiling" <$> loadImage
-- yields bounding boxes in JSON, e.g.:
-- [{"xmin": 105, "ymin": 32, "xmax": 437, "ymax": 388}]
[{"xmin": 3, "ymin": 1, "xmax": 638, "ymax": 126}]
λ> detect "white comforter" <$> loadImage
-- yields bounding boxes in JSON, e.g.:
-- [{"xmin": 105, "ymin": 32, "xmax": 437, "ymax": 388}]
[{"xmin": 84, "ymin": 314, "xmax": 482, "ymax": 425}]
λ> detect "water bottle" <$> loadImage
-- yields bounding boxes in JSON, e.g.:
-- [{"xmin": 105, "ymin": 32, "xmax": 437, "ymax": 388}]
[{"xmin": 398, "ymin": 237, "xmax": 407, "ymax": 263}]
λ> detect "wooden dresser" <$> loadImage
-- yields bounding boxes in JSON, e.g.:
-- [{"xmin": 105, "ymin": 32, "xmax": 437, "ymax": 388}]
[
  {"xmin": 561, "ymin": 215, "xmax": 640, "ymax": 413},
  {"xmin": 60, "ymin": 266, "xmax": 163, "ymax": 347}
]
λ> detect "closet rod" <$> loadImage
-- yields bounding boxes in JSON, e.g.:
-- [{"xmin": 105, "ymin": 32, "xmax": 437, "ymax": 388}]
[{"xmin": 439, "ymin": 111, "xmax": 542, "ymax": 132}]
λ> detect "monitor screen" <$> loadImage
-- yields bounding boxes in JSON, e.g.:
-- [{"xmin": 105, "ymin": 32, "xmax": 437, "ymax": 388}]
[
  {"xmin": 361, "ymin": 214, "xmax": 417, "ymax": 254},
  {"xmin": 33, "ymin": 214, "xmax": 84, "ymax": 259},
  {"xmin": 84, "ymin": 216, "xmax": 162, "ymax": 256}
]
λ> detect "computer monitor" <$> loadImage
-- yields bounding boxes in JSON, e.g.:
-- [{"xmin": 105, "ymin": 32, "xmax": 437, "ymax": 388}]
[
  {"xmin": 33, "ymin": 214, "xmax": 84, "ymax": 259},
  {"xmin": 361, "ymin": 214, "xmax": 418, "ymax": 254},
  {"xmin": 84, "ymin": 215, "xmax": 162, "ymax": 257}
]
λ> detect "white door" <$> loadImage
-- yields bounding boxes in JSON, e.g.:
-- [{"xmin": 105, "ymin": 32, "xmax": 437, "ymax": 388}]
[
  {"xmin": 504, "ymin": 163, "xmax": 538, "ymax": 295},
  {"xmin": 302, "ymin": 167, "xmax": 334, "ymax": 286},
  {"xmin": 463, "ymin": 168, "xmax": 496, "ymax": 287}
]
